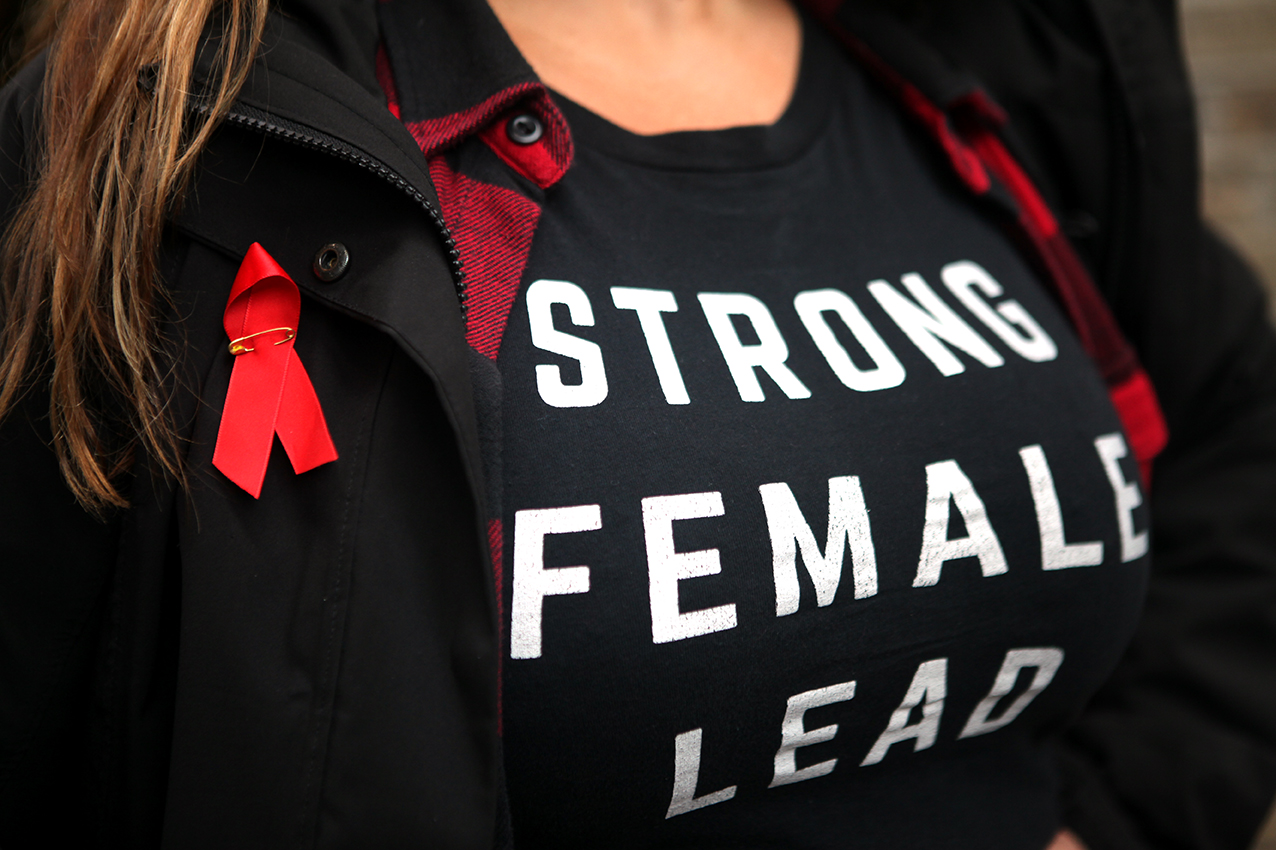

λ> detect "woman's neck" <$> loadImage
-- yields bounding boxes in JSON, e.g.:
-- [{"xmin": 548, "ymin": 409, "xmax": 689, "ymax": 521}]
[{"xmin": 486, "ymin": 0, "xmax": 802, "ymax": 135}]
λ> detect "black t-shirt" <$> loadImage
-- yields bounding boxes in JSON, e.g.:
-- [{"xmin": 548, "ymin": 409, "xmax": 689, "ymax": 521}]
[{"xmin": 497, "ymin": 17, "xmax": 1149, "ymax": 850}]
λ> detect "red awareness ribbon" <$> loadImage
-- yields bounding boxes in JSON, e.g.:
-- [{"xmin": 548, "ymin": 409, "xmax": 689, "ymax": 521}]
[{"xmin": 212, "ymin": 243, "xmax": 338, "ymax": 498}]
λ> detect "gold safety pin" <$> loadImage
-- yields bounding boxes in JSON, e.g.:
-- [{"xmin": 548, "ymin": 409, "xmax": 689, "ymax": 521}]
[{"xmin": 228, "ymin": 326, "xmax": 296, "ymax": 355}]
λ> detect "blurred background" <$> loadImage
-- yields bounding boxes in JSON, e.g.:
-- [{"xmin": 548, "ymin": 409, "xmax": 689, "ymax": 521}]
[
  {"xmin": 1181, "ymin": 5, "xmax": 1276, "ymax": 842},
  {"xmin": 1185, "ymin": 0, "xmax": 1276, "ymax": 322},
  {"xmin": 0, "ymin": 0, "xmax": 1270, "ymax": 846},
  {"xmin": 1182, "ymin": 0, "xmax": 1276, "ymax": 834}
]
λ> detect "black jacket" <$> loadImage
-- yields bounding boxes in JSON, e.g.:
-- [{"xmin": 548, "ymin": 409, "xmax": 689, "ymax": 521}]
[{"xmin": 2, "ymin": 1, "xmax": 1275, "ymax": 848}]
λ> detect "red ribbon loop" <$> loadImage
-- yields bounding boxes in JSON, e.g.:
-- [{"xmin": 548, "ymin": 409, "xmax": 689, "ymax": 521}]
[{"xmin": 212, "ymin": 243, "xmax": 338, "ymax": 498}]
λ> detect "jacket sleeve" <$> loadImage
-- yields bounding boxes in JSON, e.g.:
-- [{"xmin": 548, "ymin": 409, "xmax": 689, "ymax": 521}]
[
  {"xmin": 1056, "ymin": 223, "xmax": 1276, "ymax": 850},
  {"xmin": 1044, "ymin": 0, "xmax": 1276, "ymax": 844},
  {"xmin": 0, "ymin": 54, "xmax": 124, "ymax": 845}
]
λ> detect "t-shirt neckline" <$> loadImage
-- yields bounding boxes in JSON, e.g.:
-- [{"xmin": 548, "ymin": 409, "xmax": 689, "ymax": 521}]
[{"xmin": 551, "ymin": 13, "xmax": 833, "ymax": 172}]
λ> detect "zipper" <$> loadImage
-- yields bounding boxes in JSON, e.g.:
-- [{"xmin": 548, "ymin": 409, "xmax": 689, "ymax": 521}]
[{"xmin": 213, "ymin": 104, "xmax": 468, "ymax": 313}]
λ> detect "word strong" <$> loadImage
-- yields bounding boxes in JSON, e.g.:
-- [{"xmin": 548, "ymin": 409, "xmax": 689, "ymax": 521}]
[{"xmin": 526, "ymin": 260, "xmax": 1059, "ymax": 408}]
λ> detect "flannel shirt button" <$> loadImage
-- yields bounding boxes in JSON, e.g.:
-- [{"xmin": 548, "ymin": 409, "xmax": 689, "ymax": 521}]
[
  {"xmin": 506, "ymin": 113, "xmax": 543, "ymax": 145},
  {"xmin": 313, "ymin": 243, "xmax": 349, "ymax": 282}
]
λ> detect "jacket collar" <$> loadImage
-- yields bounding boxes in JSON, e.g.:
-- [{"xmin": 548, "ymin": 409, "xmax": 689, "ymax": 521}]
[
  {"xmin": 182, "ymin": 1, "xmax": 447, "ymax": 245},
  {"xmin": 809, "ymin": 0, "xmax": 991, "ymax": 110},
  {"xmin": 377, "ymin": 0, "xmax": 537, "ymax": 125}
]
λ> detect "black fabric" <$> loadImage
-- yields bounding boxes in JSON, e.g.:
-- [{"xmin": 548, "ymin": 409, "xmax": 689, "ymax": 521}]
[
  {"xmin": 163, "ymin": 134, "xmax": 498, "ymax": 849},
  {"xmin": 273, "ymin": 0, "xmax": 384, "ymax": 98},
  {"xmin": 498, "ymin": 24, "xmax": 1147, "ymax": 849},
  {"xmin": 548, "ymin": 24, "xmax": 829, "ymax": 171},
  {"xmin": 0, "ymin": 377, "xmax": 117, "ymax": 847},
  {"xmin": 3, "ymin": 10, "xmax": 500, "ymax": 847},
  {"xmin": 0, "ymin": 0, "xmax": 1273, "ymax": 848},
  {"xmin": 377, "ymin": 0, "xmax": 535, "ymax": 122},
  {"xmin": 0, "ymin": 55, "xmax": 118, "ymax": 847}
]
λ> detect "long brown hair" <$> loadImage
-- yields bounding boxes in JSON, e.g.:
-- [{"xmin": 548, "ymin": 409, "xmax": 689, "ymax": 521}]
[{"xmin": 0, "ymin": 0, "xmax": 268, "ymax": 511}]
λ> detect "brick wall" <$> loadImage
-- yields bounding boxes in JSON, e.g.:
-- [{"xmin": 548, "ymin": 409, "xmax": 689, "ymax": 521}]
[{"xmin": 1181, "ymin": 2, "xmax": 1276, "ymax": 845}]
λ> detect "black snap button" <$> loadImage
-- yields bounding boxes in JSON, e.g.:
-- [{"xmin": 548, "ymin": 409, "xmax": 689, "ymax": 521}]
[
  {"xmin": 313, "ymin": 242, "xmax": 349, "ymax": 282},
  {"xmin": 506, "ymin": 113, "xmax": 543, "ymax": 145}
]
